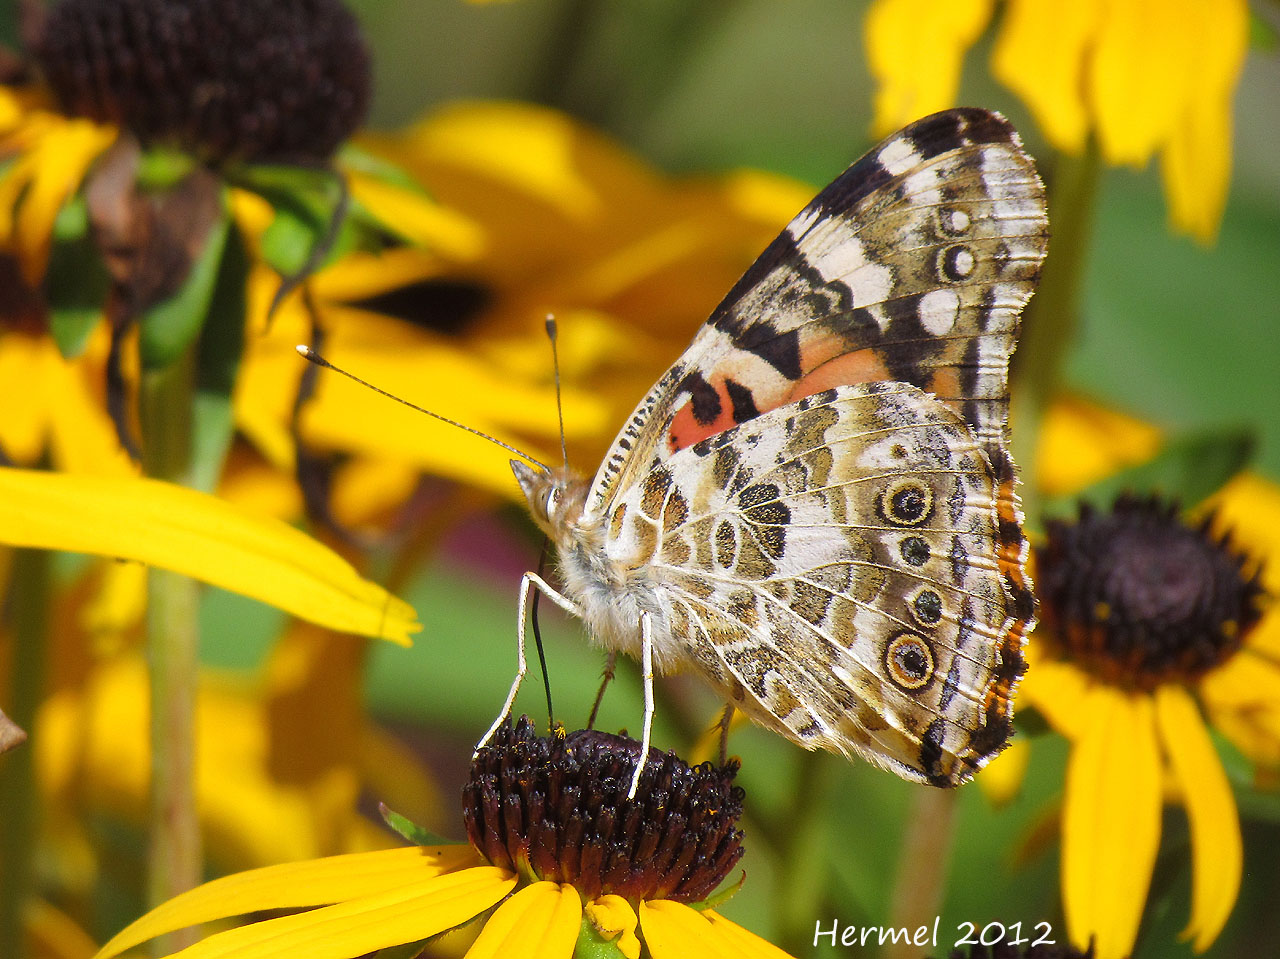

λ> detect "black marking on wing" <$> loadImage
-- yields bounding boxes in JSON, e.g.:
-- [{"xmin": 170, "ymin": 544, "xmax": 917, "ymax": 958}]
[
  {"xmin": 725, "ymin": 378, "xmax": 760, "ymax": 422},
  {"xmin": 679, "ymin": 370, "xmax": 722, "ymax": 426}
]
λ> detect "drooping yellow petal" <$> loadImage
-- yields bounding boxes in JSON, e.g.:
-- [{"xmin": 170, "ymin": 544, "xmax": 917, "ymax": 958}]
[
  {"xmin": 864, "ymin": 0, "xmax": 995, "ymax": 136},
  {"xmin": 703, "ymin": 910, "xmax": 798, "ymax": 959},
  {"xmin": 93, "ymin": 846, "xmax": 483, "ymax": 959},
  {"xmin": 991, "ymin": 0, "xmax": 1105, "ymax": 153},
  {"xmin": 1089, "ymin": 0, "xmax": 1198, "ymax": 166},
  {"xmin": 0, "ymin": 467, "xmax": 419, "ymax": 643},
  {"xmin": 638, "ymin": 900, "xmax": 736, "ymax": 959},
  {"xmin": 584, "ymin": 896, "xmax": 641, "ymax": 959},
  {"xmin": 464, "ymin": 881, "xmax": 582, "ymax": 959},
  {"xmin": 1154, "ymin": 684, "xmax": 1242, "ymax": 952},
  {"xmin": 1158, "ymin": 0, "xmax": 1248, "ymax": 242},
  {"xmin": 104, "ymin": 864, "xmax": 514, "ymax": 959},
  {"xmin": 1062, "ymin": 685, "xmax": 1162, "ymax": 959}
]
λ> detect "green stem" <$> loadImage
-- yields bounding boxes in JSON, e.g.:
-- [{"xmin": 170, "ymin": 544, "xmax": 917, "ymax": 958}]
[
  {"xmin": 773, "ymin": 751, "xmax": 833, "ymax": 955},
  {"xmin": 1011, "ymin": 143, "xmax": 1102, "ymax": 524},
  {"xmin": 882, "ymin": 787, "xmax": 958, "ymax": 959},
  {"xmin": 0, "ymin": 548, "xmax": 51, "ymax": 959},
  {"xmin": 140, "ymin": 351, "xmax": 202, "ymax": 953}
]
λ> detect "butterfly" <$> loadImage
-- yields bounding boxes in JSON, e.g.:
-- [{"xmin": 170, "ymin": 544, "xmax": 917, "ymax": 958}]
[{"xmin": 487, "ymin": 107, "xmax": 1048, "ymax": 792}]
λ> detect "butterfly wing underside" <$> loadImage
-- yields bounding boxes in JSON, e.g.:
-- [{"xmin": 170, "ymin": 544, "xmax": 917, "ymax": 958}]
[
  {"xmin": 601, "ymin": 383, "xmax": 1014, "ymax": 785},
  {"xmin": 575, "ymin": 108, "xmax": 1047, "ymax": 784}
]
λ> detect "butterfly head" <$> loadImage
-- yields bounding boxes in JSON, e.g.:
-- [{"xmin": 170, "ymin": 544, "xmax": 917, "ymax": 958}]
[{"xmin": 511, "ymin": 459, "xmax": 588, "ymax": 537}]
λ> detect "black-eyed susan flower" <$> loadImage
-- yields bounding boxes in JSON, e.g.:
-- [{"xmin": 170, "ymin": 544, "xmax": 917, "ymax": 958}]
[
  {"xmin": 864, "ymin": 0, "xmax": 1249, "ymax": 241},
  {"xmin": 1018, "ymin": 486, "xmax": 1273, "ymax": 959},
  {"xmin": 92, "ymin": 718, "xmax": 794, "ymax": 959}
]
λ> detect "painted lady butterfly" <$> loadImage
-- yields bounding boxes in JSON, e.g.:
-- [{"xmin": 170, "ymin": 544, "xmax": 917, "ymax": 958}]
[{"xmin": 490, "ymin": 108, "xmax": 1048, "ymax": 790}]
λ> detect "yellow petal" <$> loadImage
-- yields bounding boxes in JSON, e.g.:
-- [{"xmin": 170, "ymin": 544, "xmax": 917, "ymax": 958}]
[
  {"xmin": 25, "ymin": 899, "xmax": 100, "ymax": 959},
  {"xmin": 703, "ymin": 910, "xmax": 798, "ymax": 959},
  {"xmin": 639, "ymin": 900, "xmax": 736, "ymax": 959},
  {"xmin": 1206, "ymin": 472, "xmax": 1280, "ymax": 596},
  {"xmin": 1158, "ymin": 0, "xmax": 1247, "ymax": 242},
  {"xmin": 144, "ymin": 865, "xmax": 513, "ymax": 959},
  {"xmin": 1018, "ymin": 646, "xmax": 1095, "ymax": 741},
  {"xmin": 0, "ymin": 467, "xmax": 419, "ymax": 643},
  {"xmin": 1037, "ymin": 395, "xmax": 1162, "ymax": 497},
  {"xmin": 976, "ymin": 736, "xmax": 1031, "ymax": 805},
  {"xmin": 585, "ymin": 896, "xmax": 641, "ymax": 959},
  {"xmin": 464, "ymin": 882, "xmax": 582, "ymax": 959},
  {"xmin": 991, "ymin": 0, "xmax": 1105, "ymax": 153},
  {"xmin": 10, "ymin": 120, "xmax": 116, "ymax": 285},
  {"xmin": 347, "ymin": 173, "xmax": 486, "ymax": 261},
  {"xmin": 1061, "ymin": 686, "xmax": 1162, "ymax": 959},
  {"xmin": 94, "ymin": 848, "xmax": 489, "ymax": 959},
  {"xmin": 1154, "ymin": 684, "xmax": 1241, "ymax": 951},
  {"xmin": 864, "ymin": 0, "xmax": 995, "ymax": 136}
]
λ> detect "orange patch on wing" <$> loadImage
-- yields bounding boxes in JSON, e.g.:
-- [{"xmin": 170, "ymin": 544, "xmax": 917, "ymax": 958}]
[
  {"xmin": 783, "ymin": 349, "xmax": 891, "ymax": 403},
  {"xmin": 923, "ymin": 367, "xmax": 963, "ymax": 412},
  {"xmin": 667, "ymin": 381, "xmax": 743, "ymax": 453}
]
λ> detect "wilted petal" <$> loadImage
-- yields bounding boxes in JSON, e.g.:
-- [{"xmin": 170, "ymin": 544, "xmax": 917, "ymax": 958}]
[
  {"xmin": 1155, "ymin": 684, "xmax": 1241, "ymax": 951},
  {"xmin": 0, "ymin": 467, "xmax": 419, "ymax": 642},
  {"xmin": 1062, "ymin": 685, "xmax": 1161, "ymax": 959},
  {"xmin": 865, "ymin": 0, "xmax": 994, "ymax": 136}
]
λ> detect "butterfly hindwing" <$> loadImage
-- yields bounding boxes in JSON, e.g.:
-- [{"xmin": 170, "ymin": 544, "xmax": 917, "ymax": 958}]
[{"xmin": 602, "ymin": 382, "xmax": 1013, "ymax": 784}]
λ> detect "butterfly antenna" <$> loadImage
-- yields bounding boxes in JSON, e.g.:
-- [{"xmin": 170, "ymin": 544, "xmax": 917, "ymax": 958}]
[
  {"xmin": 296, "ymin": 345, "xmax": 552, "ymax": 472},
  {"xmin": 544, "ymin": 316, "xmax": 570, "ymax": 471}
]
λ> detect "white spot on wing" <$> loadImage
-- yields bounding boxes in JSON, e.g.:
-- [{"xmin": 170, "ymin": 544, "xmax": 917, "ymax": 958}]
[
  {"xmin": 919, "ymin": 288, "xmax": 960, "ymax": 335},
  {"xmin": 878, "ymin": 136, "xmax": 921, "ymax": 176},
  {"xmin": 804, "ymin": 233, "xmax": 893, "ymax": 308}
]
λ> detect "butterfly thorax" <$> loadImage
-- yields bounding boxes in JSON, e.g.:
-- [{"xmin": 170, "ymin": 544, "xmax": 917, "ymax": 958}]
[{"xmin": 511, "ymin": 458, "xmax": 671, "ymax": 666}]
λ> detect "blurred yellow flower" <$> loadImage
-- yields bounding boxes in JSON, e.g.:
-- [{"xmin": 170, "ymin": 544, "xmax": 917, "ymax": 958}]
[
  {"xmin": 1016, "ymin": 398, "xmax": 1278, "ymax": 959},
  {"xmin": 260, "ymin": 101, "xmax": 813, "ymax": 504},
  {"xmin": 865, "ymin": 0, "xmax": 1250, "ymax": 240}
]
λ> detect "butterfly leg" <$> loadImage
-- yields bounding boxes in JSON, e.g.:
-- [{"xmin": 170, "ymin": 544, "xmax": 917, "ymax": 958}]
[
  {"xmin": 476, "ymin": 572, "xmax": 582, "ymax": 753},
  {"xmin": 626, "ymin": 611, "xmax": 656, "ymax": 799},
  {"xmin": 716, "ymin": 703, "xmax": 735, "ymax": 767},
  {"xmin": 586, "ymin": 651, "xmax": 618, "ymax": 730}
]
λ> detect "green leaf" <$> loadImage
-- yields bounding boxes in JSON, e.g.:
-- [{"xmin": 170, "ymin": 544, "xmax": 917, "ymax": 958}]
[
  {"xmin": 45, "ymin": 195, "xmax": 111, "ymax": 359},
  {"xmin": 135, "ymin": 147, "xmax": 198, "ymax": 191},
  {"xmin": 138, "ymin": 207, "xmax": 231, "ymax": 371},
  {"xmin": 1044, "ymin": 428, "xmax": 1256, "ymax": 518},
  {"xmin": 338, "ymin": 143, "xmax": 430, "ymax": 196},
  {"xmin": 189, "ymin": 221, "xmax": 250, "ymax": 492},
  {"xmin": 374, "ymin": 940, "xmax": 431, "ymax": 959},
  {"xmin": 232, "ymin": 163, "xmax": 350, "ymax": 275},
  {"xmin": 378, "ymin": 804, "xmax": 456, "ymax": 847}
]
